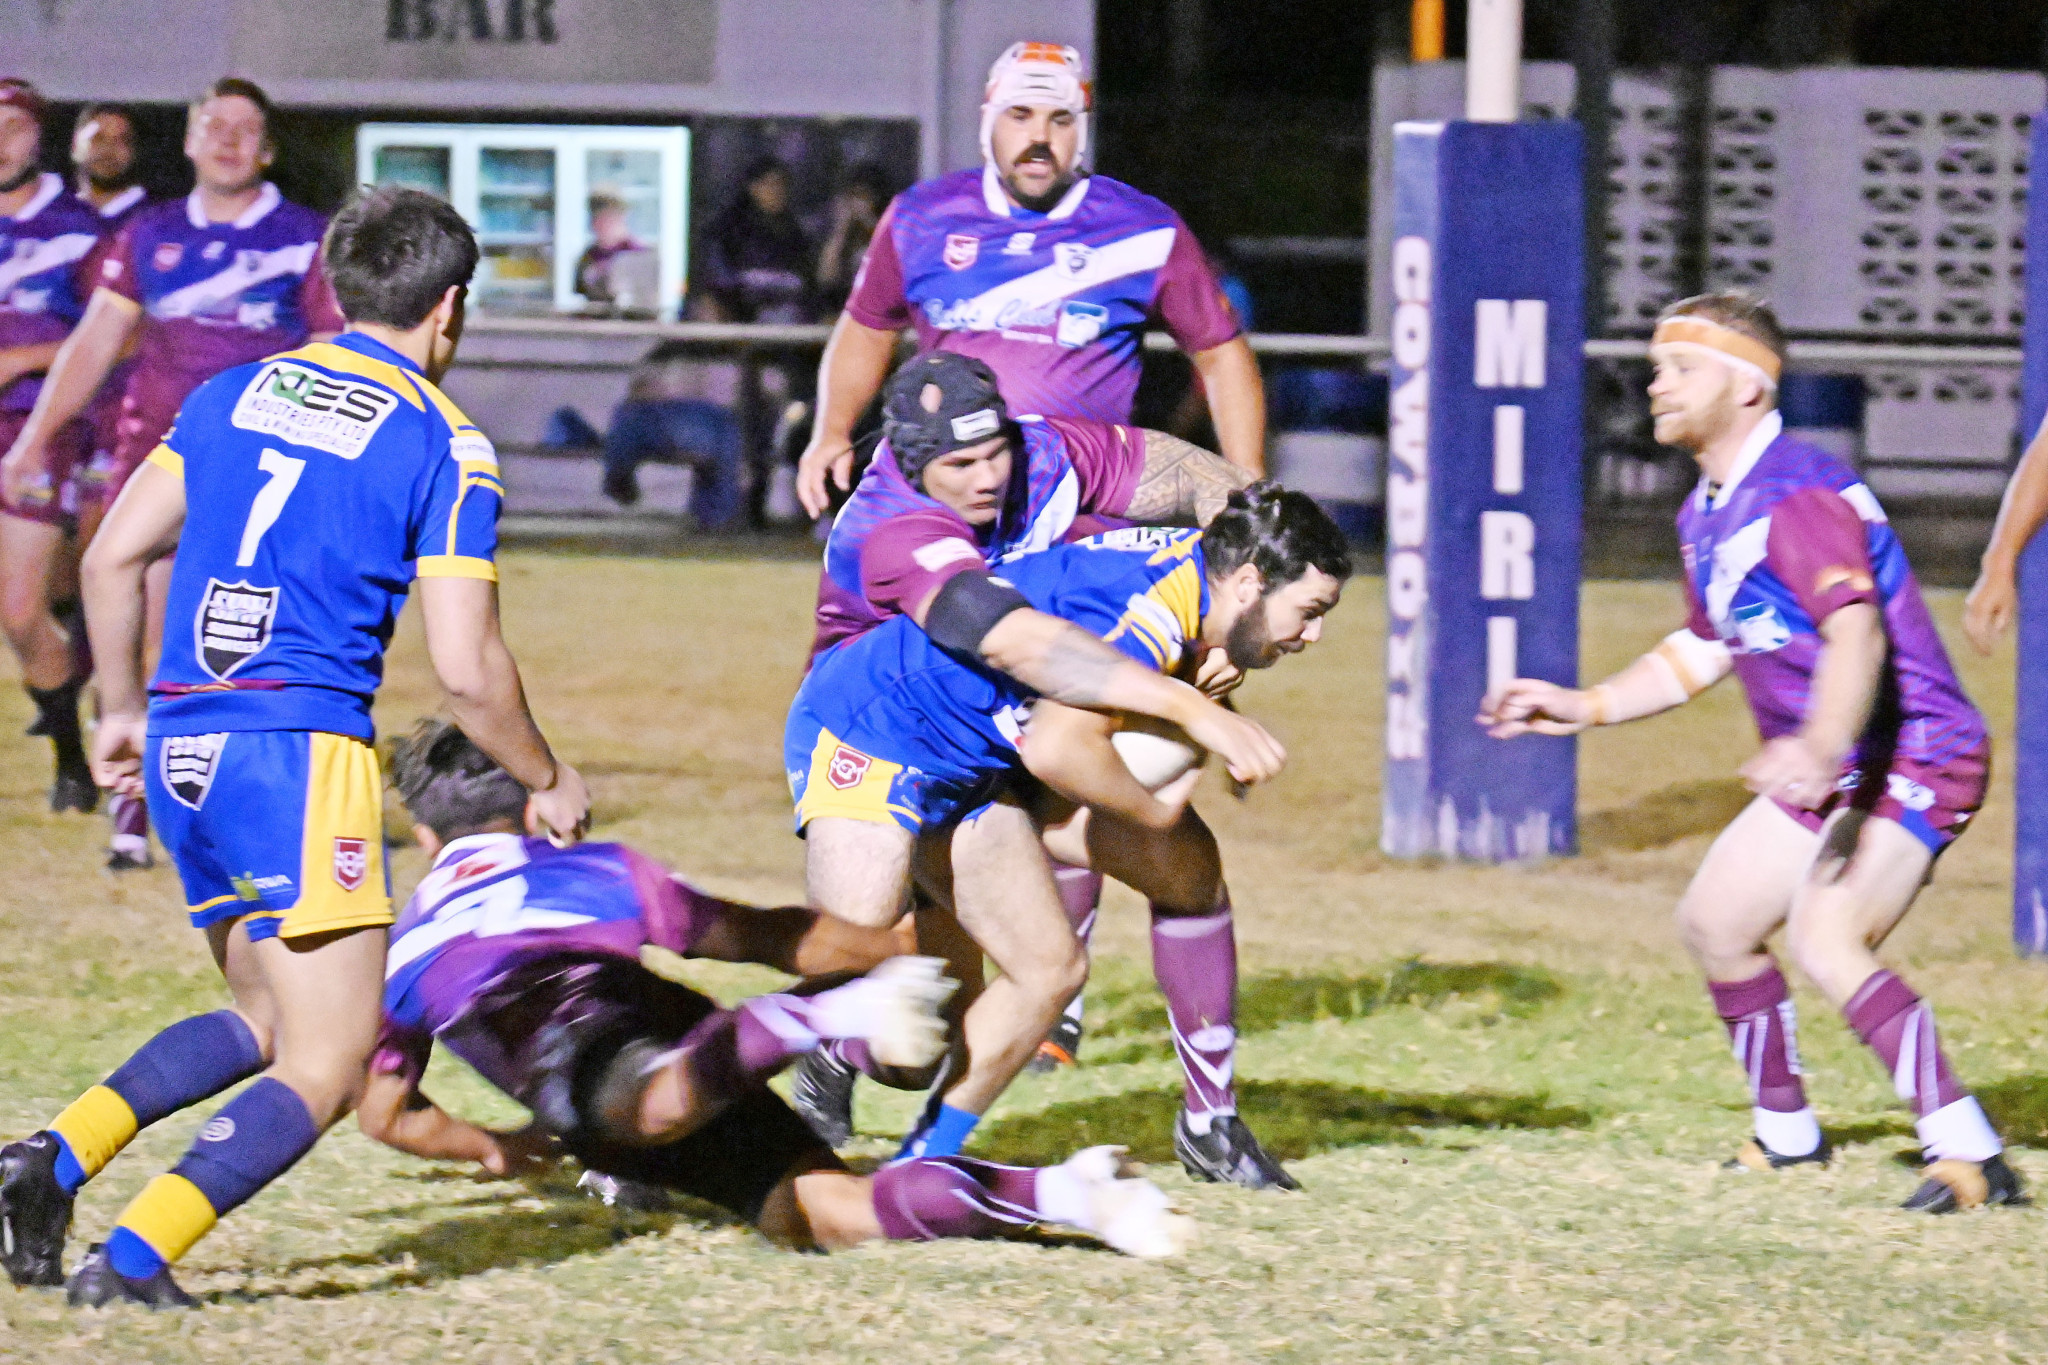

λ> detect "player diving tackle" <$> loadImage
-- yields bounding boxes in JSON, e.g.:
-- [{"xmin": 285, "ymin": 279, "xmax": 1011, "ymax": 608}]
[
  {"xmin": 789, "ymin": 476, "xmax": 1350, "ymax": 1184},
  {"xmin": 1480, "ymin": 291, "xmax": 2018, "ymax": 1213},
  {"xmin": 357, "ymin": 720, "xmax": 1192, "ymax": 1260}
]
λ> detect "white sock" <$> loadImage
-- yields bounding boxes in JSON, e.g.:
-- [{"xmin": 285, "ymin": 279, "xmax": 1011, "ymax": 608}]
[
  {"xmin": 1181, "ymin": 1105, "xmax": 1235, "ymax": 1137},
  {"xmin": 1916, "ymin": 1096, "xmax": 2002, "ymax": 1162},
  {"xmin": 1033, "ymin": 1164, "xmax": 1095, "ymax": 1232},
  {"xmin": 1754, "ymin": 1106, "xmax": 1822, "ymax": 1157}
]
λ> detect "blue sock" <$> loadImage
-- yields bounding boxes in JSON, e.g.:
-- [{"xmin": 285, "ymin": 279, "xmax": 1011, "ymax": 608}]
[
  {"xmin": 898, "ymin": 1103, "xmax": 980, "ymax": 1161},
  {"xmin": 170, "ymin": 1077, "xmax": 322, "ymax": 1219},
  {"xmin": 104, "ymin": 1226, "xmax": 163, "ymax": 1280},
  {"xmin": 51, "ymin": 1133, "xmax": 87, "ymax": 1195},
  {"xmin": 107, "ymin": 1011, "xmax": 265, "ymax": 1128}
]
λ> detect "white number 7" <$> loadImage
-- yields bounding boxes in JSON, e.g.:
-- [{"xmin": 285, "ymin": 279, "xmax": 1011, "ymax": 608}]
[{"xmin": 237, "ymin": 448, "xmax": 306, "ymax": 567}]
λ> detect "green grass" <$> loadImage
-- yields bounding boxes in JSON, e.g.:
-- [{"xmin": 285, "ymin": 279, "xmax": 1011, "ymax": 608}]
[{"xmin": 0, "ymin": 557, "xmax": 2044, "ymax": 1362}]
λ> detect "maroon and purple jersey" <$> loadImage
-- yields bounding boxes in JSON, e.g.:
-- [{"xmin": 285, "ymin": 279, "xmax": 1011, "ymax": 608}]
[
  {"xmin": 1676, "ymin": 415, "xmax": 1985, "ymax": 772},
  {"xmin": 373, "ymin": 834, "xmax": 729, "ymax": 1092},
  {"xmin": 0, "ymin": 175, "xmax": 104, "ymax": 413},
  {"xmin": 83, "ymin": 186, "xmax": 150, "ymax": 452},
  {"xmin": 846, "ymin": 167, "xmax": 1240, "ymax": 424},
  {"xmin": 812, "ymin": 414, "xmax": 1144, "ymax": 658},
  {"xmin": 97, "ymin": 183, "xmax": 342, "ymax": 463}
]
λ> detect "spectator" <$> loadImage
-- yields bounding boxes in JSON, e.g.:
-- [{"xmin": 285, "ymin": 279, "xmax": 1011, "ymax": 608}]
[
  {"xmin": 699, "ymin": 156, "xmax": 813, "ymax": 323},
  {"xmin": 570, "ymin": 341, "xmax": 745, "ymax": 529},
  {"xmin": 573, "ymin": 192, "xmax": 645, "ymax": 308},
  {"xmin": 815, "ymin": 163, "xmax": 887, "ymax": 314}
]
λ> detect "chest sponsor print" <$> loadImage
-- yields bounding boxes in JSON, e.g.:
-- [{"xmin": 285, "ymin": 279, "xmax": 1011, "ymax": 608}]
[
  {"xmin": 1057, "ymin": 300, "xmax": 1109, "ymax": 348},
  {"xmin": 1732, "ymin": 600, "xmax": 1792, "ymax": 654},
  {"xmin": 195, "ymin": 578, "xmax": 279, "ymax": 680},
  {"xmin": 231, "ymin": 361, "xmax": 398, "ymax": 458},
  {"xmin": 159, "ymin": 732, "xmax": 229, "ymax": 809}
]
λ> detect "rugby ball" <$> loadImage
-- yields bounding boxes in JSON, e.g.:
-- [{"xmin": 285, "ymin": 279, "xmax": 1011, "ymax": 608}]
[{"xmin": 1111, "ymin": 714, "xmax": 1207, "ymax": 791}]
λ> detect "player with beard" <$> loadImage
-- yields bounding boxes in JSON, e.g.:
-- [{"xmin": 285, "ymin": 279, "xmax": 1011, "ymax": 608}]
[
  {"xmin": 788, "ymin": 486, "xmax": 1347, "ymax": 1186},
  {"xmin": 3, "ymin": 78, "xmax": 343, "ymax": 871},
  {"xmin": 70, "ymin": 103, "xmax": 145, "ymax": 222},
  {"xmin": 1481, "ymin": 292, "xmax": 2017, "ymax": 1213},
  {"xmin": 354, "ymin": 720, "xmax": 1191, "ymax": 1262},
  {"xmin": 798, "ymin": 45, "xmax": 1268, "ymax": 1070},
  {"xmin": 0, "ymin": 81, "xmax": 114, "ymax": 812}
]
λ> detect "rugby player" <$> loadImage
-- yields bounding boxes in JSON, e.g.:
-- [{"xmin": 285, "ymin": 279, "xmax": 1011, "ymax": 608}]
[
  {"xmin": 0, "ymin": 81, "xmax": 107, "ymax": 812},
  {"xmin": 798, "ymin": 40, "xmax": 1269, "ymax": 1068},
  {"xmin": 1481, "ymin": 292, "xmax": 2019, "ymax": 1213},
  {"xmin": 0, "ymin": 187, "xmax": 592, "ymax": 1308},
  {"xmin": 356, "ymin": 721, "xmax": 1191, "ymax": 1260},
  {"xmin": 3, "ymin": 76, "xmax": 343, "ymax": 871},
  {"xmin": 69, "ymin": 102, "xmax": 144, "ymax": 221},
  {"xmin": 789, "ymin": 486, "xmax": 1349, "ymax": 1186}
]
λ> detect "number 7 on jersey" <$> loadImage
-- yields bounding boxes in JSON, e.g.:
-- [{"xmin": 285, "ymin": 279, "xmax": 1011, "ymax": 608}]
[{"xmin": 237, "ymin": 448, "xmax": 306, "ymax": 567}]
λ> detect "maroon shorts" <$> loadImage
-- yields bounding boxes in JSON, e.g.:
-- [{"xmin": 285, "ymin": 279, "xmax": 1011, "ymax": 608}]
[
  {"xmin": 78, "ymin": 394, "xmax": 177, "ymax": 514},
  {"xmin": 0, "ymin": 409, "xmax": 90, "ymax": 527},
  {"xmin": 1774, "ymin": 743, "xmax": 1989, "ymax": 856}
]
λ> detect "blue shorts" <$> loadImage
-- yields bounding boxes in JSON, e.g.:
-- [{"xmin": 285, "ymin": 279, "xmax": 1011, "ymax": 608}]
[
  {"xmin": 783, "ymin": 700, "xmax": 1005, "ymax": 836},
  {"xmin": 146, "ymin": 729, "xmax": 392, "ymax": 941}
]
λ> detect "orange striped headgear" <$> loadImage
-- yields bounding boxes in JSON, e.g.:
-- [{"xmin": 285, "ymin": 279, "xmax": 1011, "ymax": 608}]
[{"xmin": 979, "ymin": 42, "xmax": 1092, "ymax": 166}]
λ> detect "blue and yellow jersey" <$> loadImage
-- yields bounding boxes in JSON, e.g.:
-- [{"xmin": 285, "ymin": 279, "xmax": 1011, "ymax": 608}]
[
  {"xmin": 790, "ymin": 527, "xmax": 1210, "ymax": 800},
  {"xmin": 146, "ymin": 330, "xmax": 502, "ymax": 741}
]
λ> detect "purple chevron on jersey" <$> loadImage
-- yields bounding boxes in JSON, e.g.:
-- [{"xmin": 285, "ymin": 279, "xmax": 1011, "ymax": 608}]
[
  {"xmin": 0, "ymin": 176, "xmax": 104, "ymax": 411},
  {"xmin": 846, "ymin": 167, "xmax": 1239, "ymax": 423},
  {"xmin": 810, "ymin": 414, "xmax": 1142, "ymax": 658},
  {"xmin": 1675, "ymin": 421, "xmax": 1985, "ymax": 768}
]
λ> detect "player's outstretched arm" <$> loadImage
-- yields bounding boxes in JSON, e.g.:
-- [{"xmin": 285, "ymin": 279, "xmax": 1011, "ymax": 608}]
[
  {"xmin": 357, "ymin": 1067, "xmax": 556, "ymax": 1177},
  {"xmin": 1123, "ymin": 428, "xmax": 1256, "ymax": 527},
  {"xmin": 1965, "ymin": 414, "xmax": 2048, "ymax": 653},
  {"xmin": 2, "ymin": 290, "xmax": 137, "ymax": 504},
  {"xmin": 1020, "ymin": 699, "xmax": 1191, "ymax": 830},
  {"xmin": 1739, "ymin": 602, "xmax": 1884, "ymax": 810},
  {"xmin": 417, "ymin": 576, "xmax": 590, "ymax": 844},
  {"xmin": 1479, "ymin": 628, "xmax": 1732, "ymax": 739},
  {"xmin": 798, "ymin": 314, "xmax": 899, "ymax": 517},
  {"xmin": 80, "ymin": 459, "xmax": 186, "ymax": 795},
  {"xmin": 1185, "ymin": 336, "xmax": 1267, "ymax": 477}
]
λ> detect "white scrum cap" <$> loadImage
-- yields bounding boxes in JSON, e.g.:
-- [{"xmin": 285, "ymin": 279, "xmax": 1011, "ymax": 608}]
[{"xmin": 979, "ymin": 41, "xmax": 1092, "ymax": 165}]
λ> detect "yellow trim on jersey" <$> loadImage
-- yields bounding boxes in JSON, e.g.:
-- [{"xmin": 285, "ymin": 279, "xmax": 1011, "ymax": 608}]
[
  {"xmin": 1144, "ymin": 531, "xmax": 1203, "ymax": 567},
  {"xmin": 145, "ymin": 444, "xmax": 183, "ymax": 478},
  {"xmin": 416, "ymin": 555, "xmax": 498, "ymax": 581},
  {"xmin": 285, "ymin": 734, "xmax": 391, "ymax": 939},
  {"xmin": 414, "ymin": 376, "xmax": 481, "ymax": 437},
  {"xmin": 1105, "ymin": 559, "xmax": 1202, "ymax": 671},
  {"xmin": 795, "ymin": 728, "xmax": 919, "ymax": 830},
  {"xmin": 275, "ymin": 342, "xmax": 427, "ymax": 411}
]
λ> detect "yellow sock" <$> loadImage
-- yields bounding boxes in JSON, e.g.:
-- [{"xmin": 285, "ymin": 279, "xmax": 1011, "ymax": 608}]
[
  {"xmin": 48, "ymin": 1085, "xmax": 138, "ymax": 1182},
  {"xmin": 113, "ymin": 1174, "xmax": 218, "ymax": 1266}
]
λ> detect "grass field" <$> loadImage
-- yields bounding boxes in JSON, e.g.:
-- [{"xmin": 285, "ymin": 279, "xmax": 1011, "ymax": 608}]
[{"xmin": 0, "ymin": 554, "xmax": 2044, "ymax": 1363}]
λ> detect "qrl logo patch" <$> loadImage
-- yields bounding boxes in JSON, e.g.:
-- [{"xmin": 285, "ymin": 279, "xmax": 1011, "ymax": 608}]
[
  {"xmin": 827, "ymin": 745, "xmax": 872, "ymax": 791},
  {"xmin": 152, "ymin": 242, "xmax": 183, "ymax": 272},
  {"xmin": 943, "ymin": 234, "xmax": 979, "ymax": 270},
  {"xmin": 333, "ymin": 837, "xmax": 369, "ymax": 892},
  {"xmin": 160, "ymin": 732, "xmax": 229, "ymax": 810},
  {"xmin": 231, "ymin": 362, "xmax": 398, "ymax": 459},
  {"xmin": 195, "ymin": 579, "xmax": 279, "ymax": 680},
  {"xmin": 1055, "ymin": 242, "xmax": 1094, "ymax": 276}
]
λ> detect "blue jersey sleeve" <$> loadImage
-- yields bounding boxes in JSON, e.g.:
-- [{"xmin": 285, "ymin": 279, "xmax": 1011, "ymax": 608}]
[{"xmin": 410, "ymin": 384, "xmax": 502, "ymax": 581}]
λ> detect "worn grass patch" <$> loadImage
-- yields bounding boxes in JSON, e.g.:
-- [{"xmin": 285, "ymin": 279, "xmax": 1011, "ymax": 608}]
[{"xmin": 0, "ymin": 559, "xmax": 2042, "ymax": 1363}]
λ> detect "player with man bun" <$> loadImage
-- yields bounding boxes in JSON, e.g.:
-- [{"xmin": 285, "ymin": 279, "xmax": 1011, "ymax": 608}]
[{"xmin": 1481, "ymin": 291, "xmax": 2018, "ymax": 1213}]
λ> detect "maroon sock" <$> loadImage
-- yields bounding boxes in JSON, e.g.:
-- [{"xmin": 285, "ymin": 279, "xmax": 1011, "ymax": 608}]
[
  {"xmin": 1151, "ymin": 893, "xmax": 1237, "ymax": 1118},
  {"xmin": 1706, "ymin": 963, "xmax": 1808, "ymax": 1114},
  {"xmin": 110, "ymin": 791, "xmax": 149, "ymax": 840},
  {"xmin": 870, "ymin": 1157, "xmax": 1041, "ymax": 1241},
  {"xmin": 1053, "ymin": 863, "xmax": 1102, "ymax": 941},
  {"xmin": 1844, "ymin": 970, "xmax": 1966, "ymax": 1118}
]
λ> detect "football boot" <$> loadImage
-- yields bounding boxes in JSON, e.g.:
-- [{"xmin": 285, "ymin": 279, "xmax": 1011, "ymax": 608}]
[
  {"xmin": 790, "ymin": 1049, "xmax": 858, "ymax": 1148},
  {"xmin": 1027, "ymin": 1014, "xmax": 1083, "ymax": 1073},
  {"xmin": 1901, "ymin": 1153, "xmax": 2025, "ymax": 1214},
  {"xmin": 1723, "ymin": 1136, "xmax": 1832, "ymax": 1173},
  {"xmin": 49, "ymin": 766, "xmax": 97, "ymax": 816},
  {"xmin": 0, "ymin": 1132, "xmax": 74, "ymax": 1286},
  {"xmin": 66, "ymin": 1243, "xmax": 198, "ymax": 1310},
  {"xmin": 1173, "ymin": 1111, "xmax": 1300, "ymax": 1192}
]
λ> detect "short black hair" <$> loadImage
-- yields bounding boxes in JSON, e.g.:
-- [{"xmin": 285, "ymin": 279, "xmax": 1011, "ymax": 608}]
[
  {"xmin": 74, "ymin": 102, "xmax": 135, "ymax": 132},
  {"xmin": 388, "ymin": 719, "xmax": 528, "ymax": 841},
  {"xmin": 323, "ymin": 186, "xmax": 479, "ymax": 329},
  {"xmin": 1202, "ymin": 482, "xmax": 1354, "ymax": 592},
  {"xmin": 191, "ymin": 77, "xmax": 274, "ymax": 137}
]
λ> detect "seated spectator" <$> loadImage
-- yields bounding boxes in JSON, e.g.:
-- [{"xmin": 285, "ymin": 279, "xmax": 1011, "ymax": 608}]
[
  {"xmin": 574, "ymin": 192, "xmax": 648, "ymax": 309},
  {"xmin": 546, "ymin": 342, "xmax": 745, "ymax": 529},
  {"xmin": 698, "ymin": 157, "xmax": 813, "ymax": 324},
  {"xmin": 815, "ymin": 163, "xmax": 887, "ymax": 315}
]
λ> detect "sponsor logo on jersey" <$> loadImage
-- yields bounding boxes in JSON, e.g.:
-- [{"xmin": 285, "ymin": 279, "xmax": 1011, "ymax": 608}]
[
  {"xmin": 450, "ymin": 430, "xmax": 498, "ymax": 470},
  {"xmin": 6, "ymin": 288, "xmax": 48, "ymax": 314},
  {"xmin": 333, "ymin": 836, "xmax": 370, "ymax": 891},
  {"xmin": 943, "ymin": 234, "xmax": 979, "ymax": 270},
  {"xmin": 1055, "ymin": 242, "xmax": 1094, "ymax": 276},
  {"xmin": 236, "ymin": 299, "xmax": 277, "ymax": 330},
  {"xmin": 153, "ymin": 241, "xmax": 183, "ymax": 272},
  {"xmin": 911, "ymin": 536, "xmax": 983, "ymax": 573},
  {"xmin": 1004, "ymin": 232, "xmax": 1037, "ymax": 255},
  {"xmin": 1886, "ymin": 771, "xmax": 1937, "ymax": 812},
  {"xmin": 204, "ymin": 241, "xmax": 226, "ymax": 260},
  {"xmin": 1732, "ymin": 600, "xmax": 1791, "ymax": 654},
  {"xmin": 827, "ymin": 745, "xmax": 872, "ymax": 790},
  {"xmin": 232, "ymin": 361, "xmax": 399, "ymax": 459},
  {"xmin": 1056, "ymin": 300, "xmax": 1109, "ymax": 348},
  {"xmin": 195, "ymin": 578, "xmax": 279, "ymax": 680},
  {"xmin": 231, "ymin": 871, "xmax": 294, "ymax": 901},
  {"xmin": 160, "ymin": 731, "xmax": 229, "ymax": 810}
]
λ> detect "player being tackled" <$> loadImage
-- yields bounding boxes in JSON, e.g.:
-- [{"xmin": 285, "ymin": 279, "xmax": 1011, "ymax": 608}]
[{"xmin": 355, "ymin": 721, "xmax": 1192, "ymax": 1260}]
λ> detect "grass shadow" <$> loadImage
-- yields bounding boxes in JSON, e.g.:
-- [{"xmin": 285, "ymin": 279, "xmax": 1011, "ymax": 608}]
[
  {"xmin": 1820, "ymin": 1118, "xmax": 1916, "ymax": 1149},
  {"xmin": 1581, "ymin": 778, "xmax": 1752, "ymax": 853},
  {"xmin": 1976, "ymin": 1075, "xmax": 2048, "ymax": 1149},
  {"xmin": 1082, "ymin": 960, "xmax": 1565, "ymax": 1067},
  {"xmin": 975, "ymin": 1079, "xmax": 1590, "ymax": 1168}
]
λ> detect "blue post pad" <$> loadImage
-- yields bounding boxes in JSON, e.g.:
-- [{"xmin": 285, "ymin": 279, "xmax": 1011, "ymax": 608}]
[{"xmin": 2013, "ymin": 117, "xmax": 2048, "ymax": 953}]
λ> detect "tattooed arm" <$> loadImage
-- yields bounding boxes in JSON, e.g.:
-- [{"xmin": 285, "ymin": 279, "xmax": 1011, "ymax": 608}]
[{"xmin": 1121, "ymin": 428, "xmax": 1256, "ymax": 527}]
